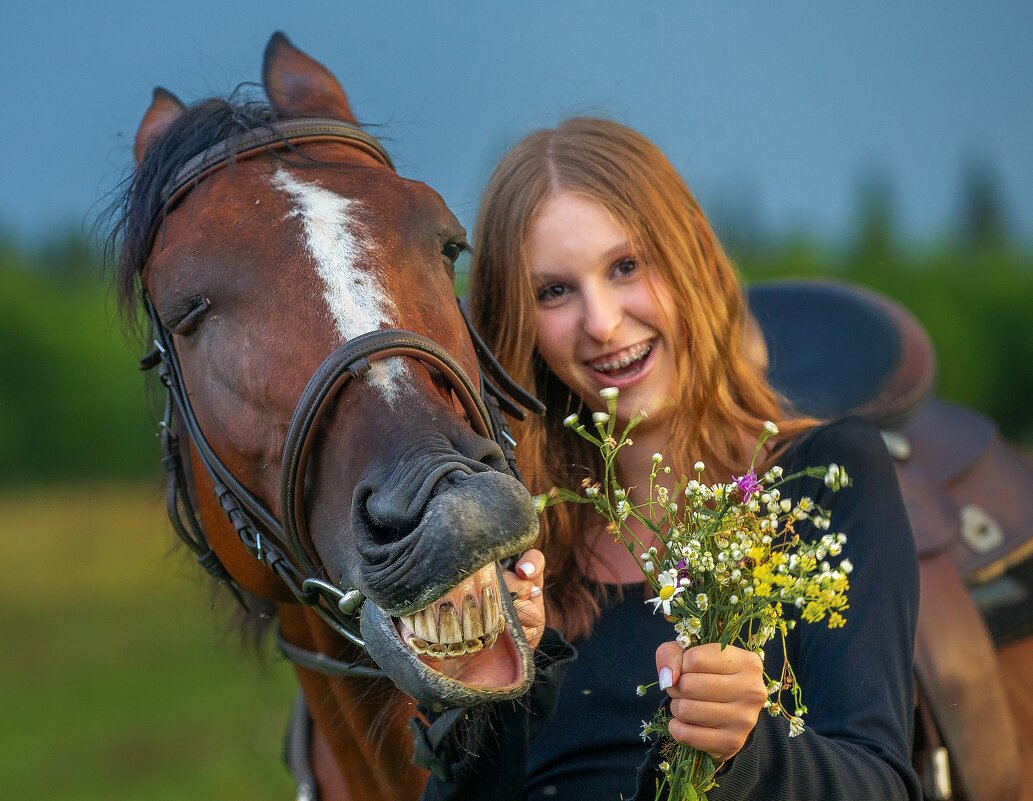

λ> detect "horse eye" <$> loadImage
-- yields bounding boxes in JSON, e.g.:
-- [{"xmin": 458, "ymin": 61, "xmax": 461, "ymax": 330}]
[
  {"xmin": 169, "ymin": 297, "xmax": 212, "ymax": 335},
  {"xmin": 441, "ymin": 240, "xmax": 468, "ymax": 264}
]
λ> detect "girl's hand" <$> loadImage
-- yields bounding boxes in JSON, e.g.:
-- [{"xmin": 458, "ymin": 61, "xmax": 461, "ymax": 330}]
[
  {"xmin": 502, "ymin": 549, "xmax": 546, "ymax": 649},
  {"xmin": 655, "ymin": 642, "xmax": 766, "ymax": 762}
]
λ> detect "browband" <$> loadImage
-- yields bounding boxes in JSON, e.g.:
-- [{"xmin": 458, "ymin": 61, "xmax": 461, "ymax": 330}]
[{"xmin": 145, "ymin": 118, "xmax": 394, "ymax": 257}]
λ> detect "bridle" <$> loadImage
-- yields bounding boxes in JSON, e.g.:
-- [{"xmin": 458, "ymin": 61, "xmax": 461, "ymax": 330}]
[{"xmin": 137, "ymin": 117, "xmax": 543, "ymax": 677}]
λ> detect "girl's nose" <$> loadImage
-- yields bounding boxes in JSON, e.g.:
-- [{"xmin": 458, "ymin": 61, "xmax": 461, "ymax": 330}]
[{"xmin": 582, "ymin": 289, "xmax": 622, "ymax": 343}]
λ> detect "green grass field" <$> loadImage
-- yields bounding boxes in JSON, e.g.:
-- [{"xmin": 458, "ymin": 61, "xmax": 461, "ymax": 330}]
[{"xmin": 0, "ymin": 485, "xmax": 298, "ymax": 800}]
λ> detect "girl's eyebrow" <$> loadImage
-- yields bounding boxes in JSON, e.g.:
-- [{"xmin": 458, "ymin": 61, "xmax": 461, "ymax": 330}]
[
  {"xmin": 601, "ymin": 240, "xmax": 633, "ymax": 262},
  {"xmin": 530, "ymin": 240, "xmax": 634, "ymax": 279}
]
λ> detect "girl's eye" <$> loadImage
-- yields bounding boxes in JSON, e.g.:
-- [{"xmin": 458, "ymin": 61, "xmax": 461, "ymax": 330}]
[
  {"xmin": 535, "ymin": 283, "xmax": 568, "ymax": 303},
  {"xmin": 613, "ymin": 257, "xmax": 638, "ymax": 277}
]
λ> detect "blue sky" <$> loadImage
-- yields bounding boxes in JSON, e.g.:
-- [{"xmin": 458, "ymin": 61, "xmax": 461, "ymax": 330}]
[{"xmin": 3, "ymin": 1, "xmax": 1031, "ymax": 246}]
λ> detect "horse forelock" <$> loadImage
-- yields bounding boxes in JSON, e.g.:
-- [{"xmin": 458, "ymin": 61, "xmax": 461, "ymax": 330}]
[{"xmin": 271, "ymin": 167, "xmax": 409, "ymax": 404}]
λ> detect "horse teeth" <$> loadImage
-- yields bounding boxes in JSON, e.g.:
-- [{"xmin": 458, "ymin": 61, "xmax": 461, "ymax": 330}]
[
  {"xmin": 413, "ymin": 609, "xmax": 431, "ymax": 642},
  {"xmin": 400, "ymin": 614, "xmax": 415, "ymax": 633},
  {"xmin": 481, "ymin": 585, "xmax": 498, "ymax": 633},
  {"xmin": 464, "ymin": 638, "xmax": 483, "ymax": 654},
  {"xmin": 463, "ymin": 595, "xmax": 483, "ymax": 640},
  {"xmin": 445, "ymin": 642, "xmax": 466, "ymax": 658},
  {"xmin": 426, "ymin": 642, "xmax": 448, "ymax": 660},
  {"xmin": 438, "ymin": 602, "xmax": 462, "ymax": 644}
]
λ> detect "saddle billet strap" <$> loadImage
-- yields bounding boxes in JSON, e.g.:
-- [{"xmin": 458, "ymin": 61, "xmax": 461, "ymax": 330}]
[
  {"xmin": 144, "ymin": 118, "xmax": 395, "ymax": 257},
  {"xmin": 914, "ymin": 548, "xmax": 1023, "ymax": 801}
]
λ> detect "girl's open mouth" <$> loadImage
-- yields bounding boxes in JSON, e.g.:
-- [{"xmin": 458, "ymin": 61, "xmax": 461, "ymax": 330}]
[{"xmin": 588, "ymin": 339, "xmax": 655, "ymax": 381}]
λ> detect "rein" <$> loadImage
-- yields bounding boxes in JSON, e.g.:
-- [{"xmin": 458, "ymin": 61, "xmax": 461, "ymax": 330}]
[{"xmin": 137, "ymin": 117, "xmax": 543, "ymax": 677}]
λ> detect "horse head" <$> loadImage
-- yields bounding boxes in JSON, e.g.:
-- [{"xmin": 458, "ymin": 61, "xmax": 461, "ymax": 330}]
[{"xmin": 120, "ymin": 33, "xmax": 539, "ymax": 715}]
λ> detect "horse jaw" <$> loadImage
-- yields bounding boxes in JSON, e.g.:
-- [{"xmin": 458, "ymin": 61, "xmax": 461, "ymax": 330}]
[{"xmin": 359, "ymin": 562, "xmax": 535, "ymax": 712}]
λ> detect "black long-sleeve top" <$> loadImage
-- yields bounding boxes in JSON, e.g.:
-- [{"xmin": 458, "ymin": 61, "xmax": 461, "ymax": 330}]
[{"xmin": 421, "ymin": 417, "xmax": 922, "ymax": 801}]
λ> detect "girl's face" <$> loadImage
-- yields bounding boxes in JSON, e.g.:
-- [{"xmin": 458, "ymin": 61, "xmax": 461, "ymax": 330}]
[{"xmin": 528, "ymin": 192, "xmax": 682, "ymax": 422}]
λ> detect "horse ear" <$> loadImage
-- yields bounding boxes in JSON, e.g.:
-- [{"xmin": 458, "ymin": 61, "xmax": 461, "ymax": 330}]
[
  {"xmin": 134, "ymin": 87, "xmax": 186, "ymax": 166},
  {"xmin": 263, "ymin": 32, "xmax": 357, "ymax": 122}
]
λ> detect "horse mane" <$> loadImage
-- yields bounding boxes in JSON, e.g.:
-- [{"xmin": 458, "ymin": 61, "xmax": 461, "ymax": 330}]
[{"xmin": 106, "ymin": 91, "xmax": 278, "ymax": 332}]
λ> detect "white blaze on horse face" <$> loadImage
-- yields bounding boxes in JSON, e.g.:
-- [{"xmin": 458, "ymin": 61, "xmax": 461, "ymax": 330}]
[{"xmin": 272, "ymin": 168, "xmax": 407, "ymax": 403}]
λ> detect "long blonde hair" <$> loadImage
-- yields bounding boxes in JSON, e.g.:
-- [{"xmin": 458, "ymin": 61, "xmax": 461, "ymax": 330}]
[{"xmin": 470, "ymin": 117, "xmax": 812, "ymax": 639}]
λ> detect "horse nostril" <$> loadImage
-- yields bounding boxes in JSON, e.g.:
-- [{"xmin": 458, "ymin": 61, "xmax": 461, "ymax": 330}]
[
  {"xmin": 358, "ymin": 487, "xmax": 409, "ymax": 546},
  {"xmin": 432, "ymin": 468, "xmax": 477, "ymax": 496}
]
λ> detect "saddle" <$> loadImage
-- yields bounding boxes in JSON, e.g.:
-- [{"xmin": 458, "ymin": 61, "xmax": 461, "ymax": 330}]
[{"xmin": 747, "ymin": 279, "xmax": 1032, "ymax": 801}]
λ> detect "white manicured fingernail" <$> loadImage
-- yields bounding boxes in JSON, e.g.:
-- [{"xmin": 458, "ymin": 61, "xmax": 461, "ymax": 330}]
[
  {"xmin": 658, "ymin": 666, "xmax": 673, "ymax": 691},
  {"xmin": 518, "ymin": 561, "xmax": 536, "ymax": 578}
]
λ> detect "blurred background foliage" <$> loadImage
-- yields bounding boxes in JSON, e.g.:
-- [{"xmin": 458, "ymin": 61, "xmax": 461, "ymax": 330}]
[{"xmin": 2, "ymin": 162, "xmax": 1030, "ymax": 491}]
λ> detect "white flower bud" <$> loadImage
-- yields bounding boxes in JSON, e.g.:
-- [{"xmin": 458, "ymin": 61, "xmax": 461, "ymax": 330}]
[
  {"xmin": 651, "ymin": 452, "xmax": 663, "ymax": 464},
  {"xmin": 592, "ymin": 411, "xmax": 610, "ymax": 425},
  {"xmin": 563, "ymin": 414, "xmax": 580, "ymax": 427},
  {"xmin": 694, "ymin": 461, "xmax": 705, "ymax": 472},
  {"xmin": 763, "ymin": 421, "xmax": 780, "ymax": 436},
  {"xmin": 599, "ymin": 387, "xmax": 619, "ymax": 400}
]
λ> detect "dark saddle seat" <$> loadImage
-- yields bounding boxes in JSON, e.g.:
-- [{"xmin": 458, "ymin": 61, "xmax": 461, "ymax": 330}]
[
  {"xmin": 746, "ymin": 278, "xmax": 1031, "ymax": 801},
  {"xmin": 746, "ymin": 279, "xmax": 936, "ymax": 426}
]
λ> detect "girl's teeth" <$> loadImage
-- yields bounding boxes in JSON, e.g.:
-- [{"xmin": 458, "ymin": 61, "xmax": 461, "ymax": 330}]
[{"xmin": 593, "ymin": 343, "xmax": 651, "ymax": 372}]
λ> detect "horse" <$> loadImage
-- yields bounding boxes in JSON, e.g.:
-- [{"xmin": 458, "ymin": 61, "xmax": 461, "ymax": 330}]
[
  {"xmin": 113, "ymin": 33, "xmax": 545, "ymax": 801},
  {"xmin": 747, "ymin": 279, "xmax": 1033, "ymax": 801}
]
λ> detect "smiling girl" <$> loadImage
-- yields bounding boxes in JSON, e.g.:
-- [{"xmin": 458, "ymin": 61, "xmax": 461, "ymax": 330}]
[{"xmin": 425, "ymin": 117, "xmax": 921, "ymax": 801}]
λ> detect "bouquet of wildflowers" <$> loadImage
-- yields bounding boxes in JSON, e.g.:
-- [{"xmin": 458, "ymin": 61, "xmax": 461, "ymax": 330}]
[{"xmin": 537, "ymin": 388, "xmax": 853, "ymax": 801}]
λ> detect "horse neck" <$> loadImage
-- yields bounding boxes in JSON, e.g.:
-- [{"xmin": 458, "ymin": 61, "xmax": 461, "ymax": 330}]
[{"xmin": 278, "ymin": 604, "xmax": 429, "ymax": 801}]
